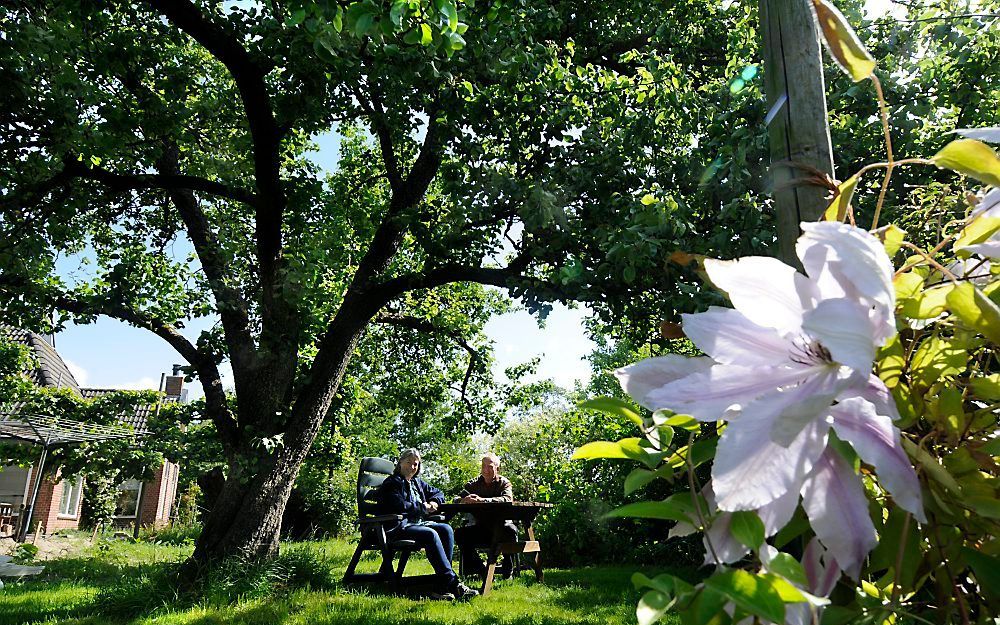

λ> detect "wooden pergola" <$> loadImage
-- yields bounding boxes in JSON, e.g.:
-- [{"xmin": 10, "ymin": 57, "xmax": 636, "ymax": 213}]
[{"xmin": 0, "ymin": 412, "xmax": 146, "ymax": 541}]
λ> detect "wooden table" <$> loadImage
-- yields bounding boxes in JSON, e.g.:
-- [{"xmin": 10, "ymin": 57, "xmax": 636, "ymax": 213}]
[{"xmin": 439, "ymin": 501, "xmax": 553, "ymax": 596}]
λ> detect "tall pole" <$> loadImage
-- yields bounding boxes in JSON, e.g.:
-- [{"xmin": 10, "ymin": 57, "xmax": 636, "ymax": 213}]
[
  {"xmin": 759, "ymin": 0, "xmax": 836, "ymax": 265},
  {"xmin": 18, "ymin": 446, "xmax": 48, "ymax": 542}
]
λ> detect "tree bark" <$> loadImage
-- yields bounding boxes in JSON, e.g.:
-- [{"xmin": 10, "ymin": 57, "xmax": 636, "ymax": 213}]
[{"xmin": 190, "ymin": 314, "xmax": 368, "ymax": 563}]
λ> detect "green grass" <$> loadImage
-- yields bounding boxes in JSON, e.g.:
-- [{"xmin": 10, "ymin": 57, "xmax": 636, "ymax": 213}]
[{"xmin": 0, "ymin": 537, "xmax": 694, "ymax": 625}]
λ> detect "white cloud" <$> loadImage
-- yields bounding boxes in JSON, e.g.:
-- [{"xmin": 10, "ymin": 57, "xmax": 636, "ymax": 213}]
[
  {"xmin": 114, "ymin": 376, "xmax": 159, "ymax": 391},
  {"xmin": 63, "ymin": 359, "xmax": 89, "ymax": 387}
]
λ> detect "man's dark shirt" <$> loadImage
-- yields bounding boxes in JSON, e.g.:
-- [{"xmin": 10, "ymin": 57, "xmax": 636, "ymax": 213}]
[{"xmin": 461, "ymin": 475, "xmax": 514, "ymax": 502}]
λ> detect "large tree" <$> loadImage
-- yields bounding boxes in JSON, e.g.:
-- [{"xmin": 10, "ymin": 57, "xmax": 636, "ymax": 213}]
[{"xmin": 0, "ymin": 0, "xmax": 756, "ymax": 561}]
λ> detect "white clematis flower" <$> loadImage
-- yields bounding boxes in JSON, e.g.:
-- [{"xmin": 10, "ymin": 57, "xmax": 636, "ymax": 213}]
[{"xmin": 615, "ymin": 222, "xmax": 924, "ymax": 578}]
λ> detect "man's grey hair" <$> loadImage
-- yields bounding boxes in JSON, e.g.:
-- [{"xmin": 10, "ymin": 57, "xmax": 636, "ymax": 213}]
[
  {"xmin": 482, "ymin": 452, "xmax": 500, "ymax": 467},
  {"xmin": 396, "ymin": 448, "xmax": 422, "ymax": 476}
]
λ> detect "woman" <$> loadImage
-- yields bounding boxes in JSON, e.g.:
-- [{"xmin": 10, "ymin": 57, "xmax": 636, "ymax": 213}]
[{"xmin": 376, "ymin": 448, "xmax": 478, "ymax": 600}]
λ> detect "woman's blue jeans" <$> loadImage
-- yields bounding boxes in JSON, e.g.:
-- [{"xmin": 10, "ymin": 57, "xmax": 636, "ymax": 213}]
[{"xmin": 390, "ymin": 522, "xmax": 457, "ymax": 589}]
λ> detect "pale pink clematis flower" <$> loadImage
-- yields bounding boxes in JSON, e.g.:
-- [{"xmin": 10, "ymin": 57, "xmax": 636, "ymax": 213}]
[{"xmin": 616, "ymin": 222, "xmax": 924, "ymax": 577}]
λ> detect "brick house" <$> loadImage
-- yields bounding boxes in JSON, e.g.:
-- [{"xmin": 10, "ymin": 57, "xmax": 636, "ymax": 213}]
[{"xmin": 0, "ymin": 328, "xmax": 183, "ymax": 536}]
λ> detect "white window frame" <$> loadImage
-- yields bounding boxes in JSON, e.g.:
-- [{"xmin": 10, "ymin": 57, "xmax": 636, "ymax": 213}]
[
  {"xmin": 57, "ymin": 478, "xmax": 83, "ymax": 519},
  {"xmin": 114, "ymin": 479, "xmax": 143, "ymax": 519}
]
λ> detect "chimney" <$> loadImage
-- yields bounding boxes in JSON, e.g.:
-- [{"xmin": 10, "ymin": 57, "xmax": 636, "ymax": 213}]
[{"xmin": 164, "ymin": 373, "xmax": 184, "ymax": 399}]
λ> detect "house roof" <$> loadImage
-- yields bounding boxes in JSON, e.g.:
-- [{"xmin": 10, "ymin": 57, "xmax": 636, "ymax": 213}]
[
  {"xmin": 79, "ymin": 388, "xmax": 177, "ymax": 430},
  {"xmin": 0, "ymin": 327, "xmax": 82, "ymax": 395},
  {"xmin": 1, "ymin": 326, "xmax": 169, "ymax": 432}
]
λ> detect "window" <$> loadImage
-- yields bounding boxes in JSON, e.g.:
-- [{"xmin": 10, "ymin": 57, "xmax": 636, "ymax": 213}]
[
  {"xmin": 58, "ymin": 478, "xmax": 83, "ymax": 518},
  {"xmin": 115, "ymin": 479, "xmax": 142, "ymax": 518}
]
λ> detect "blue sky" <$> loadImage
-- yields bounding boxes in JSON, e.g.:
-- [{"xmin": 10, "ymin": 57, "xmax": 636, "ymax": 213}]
[{"xmin": 52, "ymin": 131, "xmax": 596, "ymax": 398}]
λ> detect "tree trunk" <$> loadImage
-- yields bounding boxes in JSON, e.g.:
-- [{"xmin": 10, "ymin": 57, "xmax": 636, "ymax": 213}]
[{"xmin": 191, "ymin": 314, "xmax": 369, "ymax": 563}]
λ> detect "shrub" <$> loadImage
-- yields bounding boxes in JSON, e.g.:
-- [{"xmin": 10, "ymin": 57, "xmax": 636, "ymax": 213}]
[{"xmin": 140, "ymin": 522, "xmax": 202, "ymax": 546}]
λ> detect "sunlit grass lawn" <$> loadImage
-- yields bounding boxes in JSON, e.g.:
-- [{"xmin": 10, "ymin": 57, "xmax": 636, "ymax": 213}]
[{"xmin": 0, "ymin": 537, "xmax": 693, "ymax": 625}]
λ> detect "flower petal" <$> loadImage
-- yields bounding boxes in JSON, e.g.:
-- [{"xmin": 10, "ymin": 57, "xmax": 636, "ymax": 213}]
[
  {"xmin": 830, "ymin": 398, "xmax": 925, "ymax": 522},
  {"xmin": 758, "ymin": 484, "xmax": 800, "ymax": 537},
  {"xmin": 955, "ymin": 127, "xmax": 1000, "ymax": 144},
  {"xmin": 841, "ymin": 374, "xmax": 900, "ymax": 422},
  {"xmin": 961, "ymin": 240, "xmax": 1000, "ymax": 260},
  {"xmin": 797, "ymin": 222, "xmax": 895, "ymax": 342},
  {"xmin": 803, "ymin": 537, "xmax": 841, "ymax": 597},
  {"xmin": 704, "ymin": 512, "xmax": 751, "ymax": 565},
  {"xmin": 703, "ymin": 256, "xmax": 811, "ymax": 335},
  {"xmin": 801, "ymin": 298, "xmax": 877, "ymax": 372},
  {"xmin": 770, "ymin": 366, "xmax": 854, "ymax": 446},
  {"xmin": 681, "ymin": 307, "xmax": 792, "ymax": 367},
  {"xmin": 614, "ymin": 355, "xmax": 714, "ymax": 410},
  {"xmin": 800, "ymin": 447, "xmax": 877, "ymax": 579},
  {"xmin": 712, "ymin": 396, "xmax": 830, "ymax": 510},
  {"xmin": 646, "ymin": 364, "xmax": 815, "ymax": 422},
  {"xmin": 972, "ymin": 188, "xmax": 1000, "ymax": 218}
]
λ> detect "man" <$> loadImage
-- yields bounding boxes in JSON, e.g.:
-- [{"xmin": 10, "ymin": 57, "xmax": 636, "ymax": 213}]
[{"xmin": 454, "ymin": 453, "xmax": 518, "ymax": 578}]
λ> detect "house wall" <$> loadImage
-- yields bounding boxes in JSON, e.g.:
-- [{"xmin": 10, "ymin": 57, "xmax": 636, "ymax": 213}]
[
  {"xmin": 29, "ymin": 475, "xmax": 81, "ymax": 534},
  {"xmin": 138, "ymin": 461, "xmax": 180, "ymax": 527}
]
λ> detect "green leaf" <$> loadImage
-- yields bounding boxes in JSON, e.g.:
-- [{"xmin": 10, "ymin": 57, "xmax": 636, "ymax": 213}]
[
  {"xmin": 354, "ymin": 12, "xmax": 374, "ymax": 36},
  {"xmin": 389, "ymin": 1, "xmax": 406, "ymax": 27},
  {"xmin": 900, "ymin": 283, "xmax": 953, "ymax": 319},
  {"xmin": 947, "ymin": 282, "xmax": 1000, "ymax": 344},
  {"xmin": 288, "ymin": 8, "xmax": 307, "ymax": 26},
  {"xmin": 637, "ymin": 590, "xmax": 673, "ymax": 625},
  {"xmin": 662, "ymin": 413, "xmax": 700, "ymax": 432},
  {"xmin": 970, "ymin": 375, "xmax": 1000, "ymax": 401},
  {"xmin": 579, "ymin": 396, "xmax": 643, "ymax": 427},
  {"xmin": 902, "ymin": 438, "xmax": 963, "ymax": 495},
  {"xmin": 666, "ymin": 437, "xmax": 718, "ymax": 469},
  {"xmin": 808, "ymin": 0, "xmax": 875, "ymax": 82},
  {"xmin": 823, "ymin": 175, "xmax": 858, "ymax": 222},
  {"xmin": 932, "ymin": 139, "xmax": 1000, "ymax": 187},
  {"xmin": 878, "ymin": 224, "xmax": 905, "ymax": 257},
  {"xmin": 910, "ymin": 335, "xmax": 967, "ymax": 386},
  {"xmin": 625, "ymin": 468, "xmax": 659, "ymax": 495},
  {"xmin": 680, "ymin": 588, "xmax": 730, "ymax": 625},
  {"xmin": 606, "ymin": 494, "xmax": 696, "ymax": 523},
  {"xmin": 633, "ymin": 572, "xmax": 694, "ymax": 596},
  {"xmin": 983, "ymin": 437, "xmax": 1000, "ymax": 456},
  {"xmin": 641, "ymin": 193, "xmax": 658, "ymax": 205},
  {"xmin": 955, "ymin": 216, "xmax": 1000, "ymax": 256},
  {"xmin": 893, "ymin": 272, "xmax": 924, "ymax": 301},
  {"xmin": 446, "ymin": 31, "xmax": 466, "ymax": 50},
  {"xmin": 332, "ymin": 7, "xmax": 343, "ymax": 32},
  {"xmin": 572, "ymin": 440, "xmax": 633, "ymax": 460},
  {"xmin": 766, "ymin": 552, "xmax": 809, "ymax": 588},
  {"xmin": 962, "ymin": 547, "xmax": 1000, "ymax": 599},
  {"xmin": 442, "ymin": 1, "xmax": 459, "ymax": 31},
  {"xmin": 704, "ymin": 570, "xmax": 805, "ymax": 623},
  {"xmin": 966, "ymin": 496, "xmax": 1000, "ymax": 519},
  {"xmin": 729, "ymin": 510, "xmax": 765, "ymax": 549},
  {"xmin": 420, "ymin": 23, "xmax": 433, "ymax": 45}
]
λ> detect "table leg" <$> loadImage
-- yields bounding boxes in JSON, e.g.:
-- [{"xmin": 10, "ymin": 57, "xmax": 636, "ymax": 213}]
[
  {"xmin": 481, "ymin": 546, "xmax": 500, "ymax": 596},
  {"xmin": 526, "ymin": 524, "xmax": 543, "ymax": 582}
]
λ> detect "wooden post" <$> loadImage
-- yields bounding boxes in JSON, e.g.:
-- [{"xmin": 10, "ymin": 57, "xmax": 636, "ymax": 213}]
[{"xmin": 759, "ymin": 0, "xmax": 836, "ymax": 265}]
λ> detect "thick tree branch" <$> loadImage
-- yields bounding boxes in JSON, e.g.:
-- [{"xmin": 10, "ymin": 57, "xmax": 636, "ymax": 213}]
[
  {"xmin": 146, "ymin": 0, "xmax": 285, "ymax": 298},
  {"xmin": 156, "ymin": 146, "xmax": 257, "ymax": 374},
  {"xmin": 59, "ymin": 295, "xmax": 239, "ymax": 448},
  {"xmin": 366, "ymin": 252, "xmax": 535, "ymax": 304},
  {"xmin": 352, "ymin": 81, "xmax": 402, "ymax": 192},
  {"xmin": 64, "ymin": 159, "xmax": 259, "ymax": 206},
  {"xmin": 0, "ymin": 268, "xmax": 241, "ymax": 448}
]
